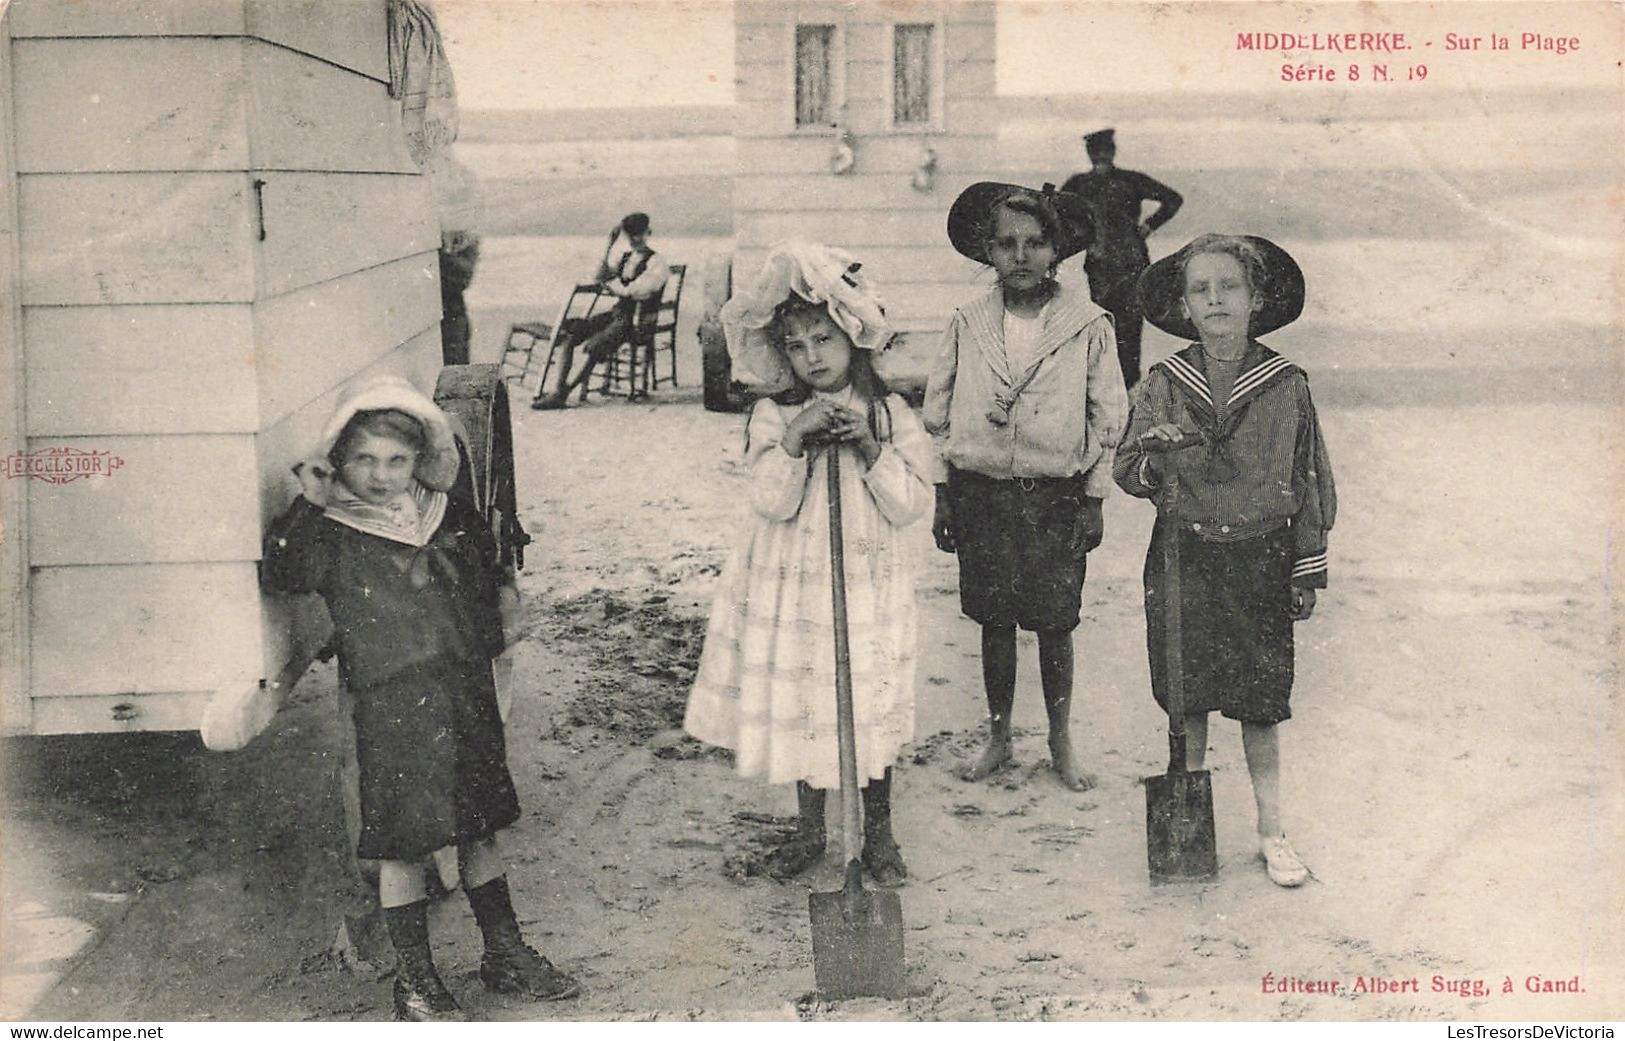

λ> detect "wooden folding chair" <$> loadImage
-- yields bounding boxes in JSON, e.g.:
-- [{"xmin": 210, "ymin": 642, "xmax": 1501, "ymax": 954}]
[
  {"xmin": 501, "ymin": 282, "xmax": 614, "ymax": 394},
  {"xmin": 598, "ymin": 263, "xmax": 687, "ymax": 400}
]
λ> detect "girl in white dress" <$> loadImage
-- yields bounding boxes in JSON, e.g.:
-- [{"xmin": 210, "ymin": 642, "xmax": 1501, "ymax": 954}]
[{"xmin": 684, "ymin": 241, "xmax": 934, "ymax": 886}]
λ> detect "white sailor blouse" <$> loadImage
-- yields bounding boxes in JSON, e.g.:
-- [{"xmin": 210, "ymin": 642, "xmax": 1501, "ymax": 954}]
[
  {"xmin": 1113, "ymin": 342, "xmax": 1337, "ymax": 588},
  {"xmin": 923, "ymin": 282, "xmax": 1129, "ymax": 496}
]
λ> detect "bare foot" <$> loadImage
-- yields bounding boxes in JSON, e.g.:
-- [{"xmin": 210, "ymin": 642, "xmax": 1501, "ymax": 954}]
[
  {"xmin": 1048, "ymin": 733, "xmax": 1097, "ymax": 792},
  {"xmin": 960, "ymin": 737, "xmax": 1013, "ymax": 782}
]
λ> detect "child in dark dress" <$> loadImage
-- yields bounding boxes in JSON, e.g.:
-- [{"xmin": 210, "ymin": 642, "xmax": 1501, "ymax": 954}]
[{"xmin": 261, "ymin": 376, "xmax": 577, "ymax": 1020}]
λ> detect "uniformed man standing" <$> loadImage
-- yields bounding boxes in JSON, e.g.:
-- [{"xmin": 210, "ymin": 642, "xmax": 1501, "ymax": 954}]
[{"xmin": 1062, "ymin": 129, "xmax": 1183, "ymax": 389}]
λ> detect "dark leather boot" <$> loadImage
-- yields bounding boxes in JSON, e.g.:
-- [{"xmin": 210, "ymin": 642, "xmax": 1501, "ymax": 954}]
[
  {"xmin": 384, "ymin": 901, "xmax": 466, "ymax": 1022},
  {"xmin": 861, "ymin": 768, "xmax": 908, "ymax": 888},
  {"xmin": 766, "ymin": 782, "xmax": 827, "ymax": 879},
  {"xmin": 467, "ymin": 876, "xmax": 581, "ymax": 1001}
]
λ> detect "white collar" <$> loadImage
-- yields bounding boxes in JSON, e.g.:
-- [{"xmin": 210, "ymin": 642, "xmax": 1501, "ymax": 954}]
[{"xmin": 325, "ymin": 481, "xmax": 448, "ymax": 548}]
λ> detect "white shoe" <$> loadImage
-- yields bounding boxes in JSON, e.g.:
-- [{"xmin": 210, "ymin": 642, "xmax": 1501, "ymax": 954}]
[{"xmin": 1261, "ymin": 834, "xmax": 1309, "ymax": 887}]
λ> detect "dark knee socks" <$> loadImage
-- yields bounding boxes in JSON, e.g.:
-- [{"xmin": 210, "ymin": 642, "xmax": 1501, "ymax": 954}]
[
  {"xmin": 465, "ymin": 874, "xmax": 523, "ymax": 949},
  {"xmin": 383, "ymin": 900, "xmax": 436, "ymax": 979},
  {"xmin": 387, "ymin": 876, "xmax": 531, "ymax": 985},
  {"xmin": 795, "ymin": 781, "xmax": 828, "ymax": 845},
  {"xmin": 861, "ymin": 768, "xmax": 895, "ymax": 846},
  {"xmin": 384, "ymin": 900, "xmax": 429, "ymax": 949}
]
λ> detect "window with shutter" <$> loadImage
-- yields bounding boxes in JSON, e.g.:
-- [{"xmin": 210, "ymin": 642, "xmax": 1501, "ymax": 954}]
[
  {"xmin": 893, "ymin": 23, "xmax": 934, "ymax": 126},
  {"xmin": 795, "ymin": 24, "xmax": 835, "ymax": 127}
]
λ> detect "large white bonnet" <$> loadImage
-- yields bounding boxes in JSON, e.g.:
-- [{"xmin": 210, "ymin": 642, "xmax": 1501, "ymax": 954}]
[
  {"xmin": 313, "ymin": 375, "xmax": 461, "ymax": 492},
  {"xmin": 720, "ymin": 240, "xmax": 892, "ymax": 392}
]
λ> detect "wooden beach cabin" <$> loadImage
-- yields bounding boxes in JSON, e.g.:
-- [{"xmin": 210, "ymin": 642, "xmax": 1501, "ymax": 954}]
[
  {"xmin": 0, "ymin": 0, "xmax": 499, "ymax": 750},
  {"xmin": 704, "ymin": 0, "xmax": 999, "ymax": 401}
]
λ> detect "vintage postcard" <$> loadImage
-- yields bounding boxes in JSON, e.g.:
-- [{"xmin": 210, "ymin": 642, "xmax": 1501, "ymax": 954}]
[{"xmin": 1, "ymin": 0, "xmax": 1620, "ymax": 1026}]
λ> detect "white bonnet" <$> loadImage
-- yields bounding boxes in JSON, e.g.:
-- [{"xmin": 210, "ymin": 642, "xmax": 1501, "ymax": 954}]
[
  {"xmin": 313, "ymin": 375, "xmax": 461, "ymax": 492},
  {"xmin": 720, "ymin": 240, "xmax": 892, "ymax": 392}
]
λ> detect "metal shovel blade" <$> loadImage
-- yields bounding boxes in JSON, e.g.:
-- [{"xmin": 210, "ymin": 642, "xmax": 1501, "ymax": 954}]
[
  {"xmin": 1144, "ymin": 768, "xmax": 1218, "ymax": 884},
  {"xmin": 809, "ymin": 861, "xmax": 906, "ymax": 1000}
]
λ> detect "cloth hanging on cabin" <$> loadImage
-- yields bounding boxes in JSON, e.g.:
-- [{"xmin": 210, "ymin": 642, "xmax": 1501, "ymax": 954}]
[
  {"xmin": 389, "ymin": 2, "xmax": 485, "ymax": 363},
  {"xmin": 388, "ymin": 0, "xmax": 460, "ymax": 168}
]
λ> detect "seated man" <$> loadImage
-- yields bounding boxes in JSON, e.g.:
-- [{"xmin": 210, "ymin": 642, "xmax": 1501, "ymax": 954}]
[{"xmin": 532, "ymin": 212, "xmax": 670, "ymax": 409}]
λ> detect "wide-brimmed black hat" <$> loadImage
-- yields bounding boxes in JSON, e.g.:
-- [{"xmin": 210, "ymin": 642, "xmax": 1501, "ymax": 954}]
[
  {"xmin": 947, "ymin": 181, "xmax": 1095, "ymax": 265},
  {"xmin": 1137, "ymin": 235, "xmax": 1305, "ymax": 340}
]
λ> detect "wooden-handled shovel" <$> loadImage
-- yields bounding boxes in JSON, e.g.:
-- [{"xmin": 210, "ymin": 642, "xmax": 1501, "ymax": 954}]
[
  {"xmin": 1140, "ymin": 430, "xmax": 1220, "ymax": 884},
  {"xmin": 808, "ymin": 445, "xmax": 906, "ymax": 999}
]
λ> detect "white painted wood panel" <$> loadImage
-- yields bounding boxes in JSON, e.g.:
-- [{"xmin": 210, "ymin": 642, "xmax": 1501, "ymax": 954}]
[
  {"xmin": 11, "ymin": 0, "xmax": 390, "ymax": 80},
  {"xmin": 26, "ymin": 433, "xmax": 261, "ymax": 565},
  {"xmin": 733, "ymin": 58, "xmax": 786, "ymax": 104},
  {"xmin": 1, "ymin": 13, "xmax": 31, "ymax": 735},
  {"xmin": 846, "ymin": 4, "xmax": 993, "ymax": 28},
  {"xmin": 841, "ymin": 26, "xmax": 887, "ymax": 66},
  {"xmin": 12, "ymin": 38, "xmax": 249, "ymax": 174},
  {"xmin": 24, "ymin": 304, "xmax": 259, "ymax": 436},
  {"xmin": 735, "ymin": 134, "xmax": 993, "ymax": 174},
  {"xmin": 254, "ymin": 171, "xmax": 437, "ymax": 297},
  {"xmin": 942, "ymin": 96, "xmax": 999, "ymax": 134},
  {"xmin": 257, "ymin": 588, "xmax": 330, "ymax": 701},
  {"xmin": 735, "ymin": 93, "xmax": 997, "ymax": 140},
  {"xmin": 735, "ymin": 2, "xmax": 787, "ymax": 27},
  {"xmin": 741, "ymin": 207, "xmax": 974, "ymax": 249},
  {"xmin": 254, "ymin": 253, "xmax": 441, "ymax": 428},
  {"xmin": 844, "ymin": 60, "xmax": 894, "ymax": 103},
  {"xmin": 774, "ymin": 1, "xmax": 851, "ymax": 23},
  {"xmin": 735, "ymin": 57, "xmax": 992, "ymax": 107},
  {"xmin": 731, "ymin": 100, "xmax": 780, "ymax": 138},
  {"xmin": 833, "ymin": 248, "xmax": 986, "ymax": 290},
  {"xmin": 945, "ymin": 58, "xmax": 995, "ymax": 98},
  {"xmin": 739, "ymin": 0, "xmax": 985, "ymax": 28},
  {"xmin": 742, "ymin": 248, "xmax": 976, "ymax": 318},
  {"xmin": 19, "ymin": 172, "xmax": 255, "ymax": 304},
  {"xmin": 735, "ymin": 22, "xmax": 783, "ymax": 58},
  {"xmin": 245, "ymin": 0, "xmax": 389, "ymax": 82},
  {"xmin": 734, "ymin": 172, "xmax": 1007, "ymax": 213},
  {"xmin": 885, "ymin": 315, "xmax": 949, "ymax": 335},
  {"xmin": 944, "ymin": 20, "xmax": 996, "ymax": 63},
  {"xmin": 29, "ymin": 561, "xmax": 263, "ymax": 696},
  {"xmin": 870, "ymin": 282, "xmax": 983, "ymax": 323},
  {"xmin": 245, "ymin": 40, "xmax": 417, "ymax": 174},
  {"xmin": 31, "ymin": 691, "xmax": 214, "ymax": 736},
  {"xmin": 8, "ymin": 0, "xmax": 247, "ymax": 38},
  {"xmin": 953, "ymin": 4, "xmax": 996, "ymax": 24}
]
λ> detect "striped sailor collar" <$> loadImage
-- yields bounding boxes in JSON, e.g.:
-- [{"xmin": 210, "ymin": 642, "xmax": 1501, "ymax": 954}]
[
  {"xmin": 958, "ymin": 283, "xmax": 1108, "ymax": 387},
  {"xmin": 325, "ymin": 480, "xmax": 449, "ymax": 548},
  {"xmin": 1157, "ymin": 341, "xmax": 1298, "ymax": 418}
]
